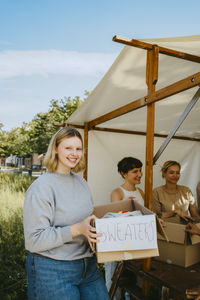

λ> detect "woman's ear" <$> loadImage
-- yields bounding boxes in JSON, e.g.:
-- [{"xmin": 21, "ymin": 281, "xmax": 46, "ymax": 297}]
[
  {"xmin": 162, "ymin": 170, "xmax": 166, "ymax": 178},
  {"xmin": 120, "ymin": 172, "xmax": 126, "ymax": 179}
]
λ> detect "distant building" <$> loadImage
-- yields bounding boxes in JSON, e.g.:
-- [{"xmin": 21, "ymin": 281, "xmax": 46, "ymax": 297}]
[
  {"xmin": 6, "ymin": 154, "xmax": 18, "ymax": 167},
  {"xmin": 6, "ymin": 153, "xmax": 44, "ymax": 169},
  {"xmin": 32, "ymin": 153, "xmax": 44, "ymax": 168}
]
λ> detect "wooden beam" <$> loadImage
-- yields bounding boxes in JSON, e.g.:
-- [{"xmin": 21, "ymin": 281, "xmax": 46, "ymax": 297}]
[
  {"xmin": 144, "ymin": 47, "xmax": 158, "ymax": 210},
  {"xmin": 66, "ymin": 125, "xmax": 200, "ymax": 142},
  {"xmin": 151, "ymin": 72, "xmax": 200, "ymax": 102},
  {"xmin": 143, "ymin": 46, "xmax": 158, "ymax": 297},
  {"xmin": 83, "ymin": 122, "xmax": 89, "ymax": 181},
  {"xmin": 88, "ymin": 71, "xmax": 200, "ymax": 129},
  {"xmin": 54, "ymin": 122, "xmax": 67, "ymax": 127},
  {"xmin": 88, "ymin": 96, "xmax": 147, "ymax": 129},
  {"xmin": 67, "ymin": 123, "xmax": 84, "ymax": 129},
  {"xmin": 145, "ymin": 106, "xmax": 155, "ymax": 210},
  {"xmin": 113, "ymin": 35, "xmax": 200, "ymax": 64}
]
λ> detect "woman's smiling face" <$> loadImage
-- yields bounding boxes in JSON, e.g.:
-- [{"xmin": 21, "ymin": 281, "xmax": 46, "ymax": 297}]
[
  {"xmin": 56, "ymin": 136, "xmax": 83, "ymax": 174},
  {"xmin": 123, "ymin": 167, "xmax": 143, "ymax": 185},
  {"xmin": 162, "ymin": 164, "xmax": 180, "ymax": 184}
]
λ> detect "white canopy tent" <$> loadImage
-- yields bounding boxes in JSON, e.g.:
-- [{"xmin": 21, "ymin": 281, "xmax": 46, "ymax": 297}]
[{"xmin": 66, "ymin": 35, "xmax": 200, "ymax": 206}]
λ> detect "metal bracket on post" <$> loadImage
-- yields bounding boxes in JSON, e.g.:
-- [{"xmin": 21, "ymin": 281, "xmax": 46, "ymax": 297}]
[{"xmin": 153, "ymin": 87, "xmax": 200, "ymax": 165}]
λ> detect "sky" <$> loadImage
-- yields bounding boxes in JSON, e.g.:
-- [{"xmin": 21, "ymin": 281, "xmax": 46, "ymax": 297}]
[{"xmin": 1, "ymin": 0, "xmax": 200, "ymax": 131}]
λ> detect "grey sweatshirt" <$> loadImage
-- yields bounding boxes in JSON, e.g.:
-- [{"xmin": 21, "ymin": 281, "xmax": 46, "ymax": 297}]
[{"xmin": 23, "ymin": 171, "xmax": 94, "ymax": 260}]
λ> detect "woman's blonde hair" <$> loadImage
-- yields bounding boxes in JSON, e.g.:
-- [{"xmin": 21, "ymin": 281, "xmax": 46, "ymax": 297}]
[
  {"xmin": 44, "ymin": 126, "xmax": 85, "ymax": 173},
  {"xmin": 161, "ymin": 160, "xmax": 181, "ymax": 177}
]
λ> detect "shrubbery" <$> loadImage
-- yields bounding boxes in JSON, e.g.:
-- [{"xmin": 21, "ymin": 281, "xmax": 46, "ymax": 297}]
[
  {"xmin": 0, "ymin": 172, "xmax": 35, "ymax": 193},
  {"xmin": 0, "ymin": 173, "xmax": 35, "ymax": 300}
]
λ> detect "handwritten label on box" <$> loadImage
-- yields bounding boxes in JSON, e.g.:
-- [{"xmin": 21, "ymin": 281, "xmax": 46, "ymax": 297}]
[{"xmin": 96, "ymin": 215, "xmax": 157, "ymax": 252}]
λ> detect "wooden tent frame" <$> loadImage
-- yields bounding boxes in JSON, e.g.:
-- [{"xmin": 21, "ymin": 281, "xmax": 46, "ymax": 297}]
[
  {"xmin": 56, "ymin": 36, "xmax": 200, "ymax": 296},
  {"xmin": 61, "ymin": 35, "xmax": 200, "ymax": 198}
]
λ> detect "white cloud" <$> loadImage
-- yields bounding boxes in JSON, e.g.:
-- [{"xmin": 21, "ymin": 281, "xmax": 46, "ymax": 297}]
[{"xmin": 0, "ymin": 50, "xmax": 118, "ymax": 79}]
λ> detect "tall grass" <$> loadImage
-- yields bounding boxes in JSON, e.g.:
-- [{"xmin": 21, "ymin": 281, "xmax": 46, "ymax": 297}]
[
  {"xmin": 0, "ymin": 172, "xmax": 35, "ymax": 192},
  {"xmin": 0, "ymin": 173, "xmax": 35, "ymax": 300}
]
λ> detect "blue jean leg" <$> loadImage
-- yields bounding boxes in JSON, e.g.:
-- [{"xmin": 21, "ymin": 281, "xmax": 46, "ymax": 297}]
[
  {"xmin": 79, "ymin": 256, "xmax": 109, "ymax": 300},
  {"xmin": 26, "ymin": 253, "xmax": 109, "ymax": 300}
]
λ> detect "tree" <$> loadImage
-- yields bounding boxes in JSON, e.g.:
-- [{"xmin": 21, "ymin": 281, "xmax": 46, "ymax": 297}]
[
  {"xmin": 27, "ymin": 95, "xmax": 84, "ymax": 154},
  {"xmin": 6, "ymin": 124, "xmax": 32, "ymax": 157},
  {"xmin": 0, "ymin": 123, "xmax": 9, "ymax": 157},
  {"xmin": 1, "ymin": 93, "xmax": 87, "ymax": 157}
]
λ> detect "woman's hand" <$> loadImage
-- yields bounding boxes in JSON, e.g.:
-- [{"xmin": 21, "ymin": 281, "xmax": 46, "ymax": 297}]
[
  {"xmin": 160, "ymin": 211, "xmax": 176, "ymax": 218},
  {"xmin": 79, "ymin": 215, "xmax": 102, "ymax": 251},
  {"xmin": 71, "ymin": 215, "xmax": 102, "ymax": 252},
  {"xmin": 186, "ymin": 285, "xmax": 200, "ymax": 299},
  {"xmin": 174, "ymin": 210, "xmax": 194, "ymax": 222},
  {"xmin": 158, "ymin": 210, "xmax": 194, "ymax": 222},
  {"xmin": 185, "ymin": 223, "xmax": 200, "ymax": 236},
  {"xmin": 158, "ymin": 218, "xmax": 166, "ymax": 227},
  {"xmin": 128, "ymin": 196, "xmax": 136, "ymax": 200}
]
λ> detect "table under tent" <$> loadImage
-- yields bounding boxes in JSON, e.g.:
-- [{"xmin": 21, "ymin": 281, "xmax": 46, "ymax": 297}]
[{"xmin": 59, "ymin": 35, "xmax": 200, "ymax": 299}]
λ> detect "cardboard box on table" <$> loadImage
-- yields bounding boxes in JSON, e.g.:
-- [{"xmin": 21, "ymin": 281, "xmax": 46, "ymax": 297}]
[
  {"xmin": 156, "ymin": 219, "xmax": 200, "ymax": 267},
  {"xmin": 93, "ymin": 199, "xmax": 164, "ymax": 263}
]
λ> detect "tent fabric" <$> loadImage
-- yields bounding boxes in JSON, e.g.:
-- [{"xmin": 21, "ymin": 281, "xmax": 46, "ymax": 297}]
[
  {"xmin": 68, "ymin": 35, "xmax": 200, "ymax": 139},
  {"xmin": 68, "ymin": 36, "xmax": 200, "ymax": 205}
]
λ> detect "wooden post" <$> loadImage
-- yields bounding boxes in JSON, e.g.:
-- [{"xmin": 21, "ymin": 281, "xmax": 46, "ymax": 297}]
[
  {"xmin": 145, "ymin": 46, "xmax": 158, "ymax": 209},
  {"xmin": 143, "ymin": 45, "xmax": 159, "ymax": 298},
  {"xmin": 83, "ymin": 122, "xmax": 89, "ymax": 181}
]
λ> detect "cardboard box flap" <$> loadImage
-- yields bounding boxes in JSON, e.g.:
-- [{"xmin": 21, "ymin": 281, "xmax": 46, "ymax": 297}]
[
  {"xmin": 160, "ymin": 221, "xmax": 186, "ymax": 244},
  {"xmin": 134, "ymin": 201, "xmax": 154, "ymax": 215},
  {"xmin": 93, "ymin": 199, "xmax": 134, "ymax": 218},
  {"xmin": 156, "ymin": 217, "xmax": 169, "ymax": 242},
  {"xmin": 93, "ymin": 199, "xmax": 156, "ymax": 218},
  {"xmin": 190, "ymin": 223, "xmax": 200, "ymax": 245}
]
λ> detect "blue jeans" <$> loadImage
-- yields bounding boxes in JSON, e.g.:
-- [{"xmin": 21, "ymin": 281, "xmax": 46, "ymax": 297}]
[{"xmin": 26, "ymin": 252, "xmax": 110, "ymax": 300}]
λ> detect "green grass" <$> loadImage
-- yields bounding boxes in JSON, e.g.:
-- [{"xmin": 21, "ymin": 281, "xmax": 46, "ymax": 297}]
[
  {"xmin": 0, "ymin": 188, "xmax": 24, "ymax": 217},
  {"xmin": 0, "ymin": 173, "xmax": 35, "ymax": 300},
  {"xmin": 0, "ymin": 172, "xmax": 36, "ymax": 193}
]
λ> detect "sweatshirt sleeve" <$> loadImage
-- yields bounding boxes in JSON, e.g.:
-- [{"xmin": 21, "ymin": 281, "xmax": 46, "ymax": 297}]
[{"xmin": 23, "ymin": 183, "xmax": 73, "ymax": 253}]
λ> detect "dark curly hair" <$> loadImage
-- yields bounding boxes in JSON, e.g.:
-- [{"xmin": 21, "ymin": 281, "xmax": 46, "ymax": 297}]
[{"xmin": 117, "ymin": 157, "xmax": 142, "ymax": 177}]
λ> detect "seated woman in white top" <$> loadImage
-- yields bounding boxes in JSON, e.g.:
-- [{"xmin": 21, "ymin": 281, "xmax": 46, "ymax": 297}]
[
  {"xmin": 105, "ymin": 157, "xmax": 144, "ymax": 299},
  {"xmin": 111, "ymin": 156, "xmax": 144, "ymax": 206}
]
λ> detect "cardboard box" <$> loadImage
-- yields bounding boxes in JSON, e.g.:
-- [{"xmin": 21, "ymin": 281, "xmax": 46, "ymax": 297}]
[
  {"xmin": 93, "ymin": 199, "xmax": 161, "ymax": 263},
  {"xmin": 156, "ymin": 220, "xmax": 200, "ymax": 267}
]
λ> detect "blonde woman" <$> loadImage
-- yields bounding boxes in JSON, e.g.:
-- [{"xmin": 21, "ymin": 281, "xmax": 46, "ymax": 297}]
[
  {"xmin": 23, "ymin": 127, "xmax": 109, "ymax": 300},
  {"xmin": 152, "ymin": 160, "xmax": 200, "ymax": 221}
]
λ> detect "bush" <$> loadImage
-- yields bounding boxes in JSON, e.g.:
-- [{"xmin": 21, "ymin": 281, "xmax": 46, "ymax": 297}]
[
  {"xmin": 0, "ymin": 209, "xmax": 27, "ymax": 300},
  {"xmin": 0, "ymin": 173, "xmax": 35, "ymax": 300},
  {"xmin": 0, "ymin": 172, "xmax": 36, "ymax": 193}
]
